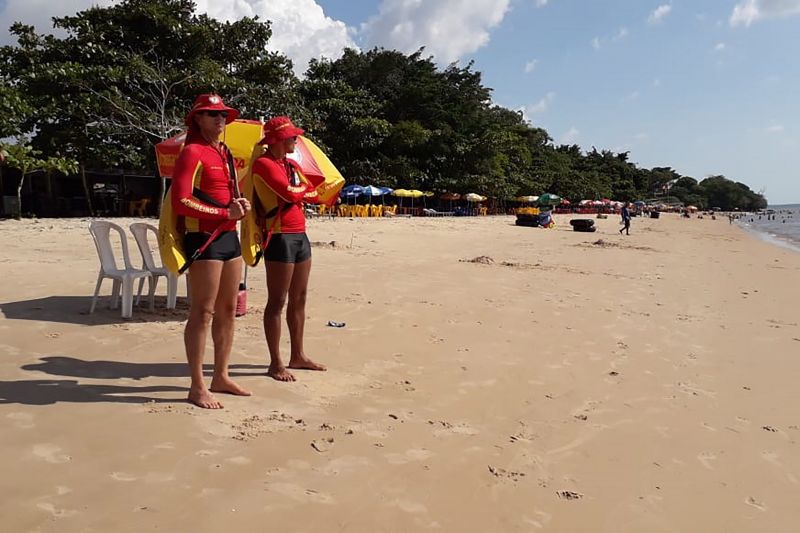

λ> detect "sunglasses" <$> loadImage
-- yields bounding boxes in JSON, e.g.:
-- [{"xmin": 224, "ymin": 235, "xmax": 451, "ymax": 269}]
[{"xmin": 202, "ymin": 110, "xmax": 228, "ymax": 118}]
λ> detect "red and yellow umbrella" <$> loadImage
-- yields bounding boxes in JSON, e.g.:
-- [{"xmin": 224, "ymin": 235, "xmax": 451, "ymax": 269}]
[{"xmin": 155, "ymin": 119, "xmax": 344, "ymax": 205}]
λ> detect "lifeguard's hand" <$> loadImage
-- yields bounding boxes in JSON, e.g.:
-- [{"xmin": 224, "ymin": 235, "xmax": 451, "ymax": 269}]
[
  {"xmin": 236, "ymin": 197, "xmax": 251, "ymax": 213},
  {"xmin": 227, "ymin": 199, "xmax": 247, "ymax": 220}
]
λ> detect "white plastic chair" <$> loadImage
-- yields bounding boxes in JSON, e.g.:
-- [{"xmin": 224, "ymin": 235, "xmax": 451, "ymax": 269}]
[
  {"xmin": 88, "ymin": 220, "xmax": 151, "ymax": 319},
  {"xmin": 129, "ymin": 222, "xmax": 182, "ymax": 310}
]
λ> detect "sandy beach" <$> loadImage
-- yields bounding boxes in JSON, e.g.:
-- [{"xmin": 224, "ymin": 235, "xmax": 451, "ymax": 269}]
[{"xmin": 1, "ymin": 213, "xmax": 799, "ymax": 532}]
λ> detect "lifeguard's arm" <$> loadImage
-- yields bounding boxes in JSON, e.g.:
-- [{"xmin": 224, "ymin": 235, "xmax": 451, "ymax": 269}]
[
  {"xmin": 171, "ymin": 145, "xmax": 228, "ymax": 220},
  {"xmin": 252, "ymin": 157, "xmax": 312, "ymax": 204}
]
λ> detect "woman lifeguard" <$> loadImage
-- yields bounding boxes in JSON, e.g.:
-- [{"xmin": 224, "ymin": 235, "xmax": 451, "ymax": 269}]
[
  {"xmin": 251, "ymin": 116, "xmax": 326, "ymax": 381},
  {"xmin": 171, "ymin": 94, "xmax": 251, "ymax": 408}
]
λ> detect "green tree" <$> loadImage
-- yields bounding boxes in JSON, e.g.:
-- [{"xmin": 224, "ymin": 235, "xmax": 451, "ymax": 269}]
[{"xmin": 2, "ymin": 141, "xmax": 78, "ymax": 219}]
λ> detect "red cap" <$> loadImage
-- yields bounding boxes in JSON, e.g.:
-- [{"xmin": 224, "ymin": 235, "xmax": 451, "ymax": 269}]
[
  {"xmin": 261, "ymin": 116, "xmax": 304, "ymax": 145},
  {"xmin": 184, "ymin": 94, "xmax": 239, "ymax": 126}
]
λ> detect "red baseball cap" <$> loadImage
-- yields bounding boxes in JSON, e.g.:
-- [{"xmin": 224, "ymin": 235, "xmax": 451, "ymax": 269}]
[
  {"xmin": 184, "ymin": 93, "xmax": 239, "ymax": 126},
  {"xmin": 261, "ymin": 116, "xmax": 304, "ymax": 145}
]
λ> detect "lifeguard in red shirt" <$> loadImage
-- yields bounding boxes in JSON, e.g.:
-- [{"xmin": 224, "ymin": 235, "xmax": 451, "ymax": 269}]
[
  {"xmin": 172, "ymin": 93, "xmax": 251, "ymax": 409},
  {"xmin": 251, "ymin": 116, "xmax": 326, "ymax": 382}
]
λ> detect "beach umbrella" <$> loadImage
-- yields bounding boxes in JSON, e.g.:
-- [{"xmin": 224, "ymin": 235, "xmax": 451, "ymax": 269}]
[
  {"xmin": 287, "ymin": 136, "xmax": 346, "ymax": 204},
  {"xmin": 155, "ymin": 120, "xmax": 345, "ymax": 205},
  {"xmin": 156, "ymin": 119, "xmax": 264, "ymax": 179},
  {"xmin": 579, "ymin": 199, "xmax": 593, "ymax": 206},
  {"xmin": 465, "ymin": 193, "xmax": 487, "ymax": 202},
  {"xmin": 340, "ymin": 184, "xmax": 364, "ymax": 205},
  {"xmin": 362, "ymin": 185, "xmax": 388, "ymax": 197},
  {"xmin": 440, "ymin": 192, "xmax": 461, "ymax": 201},
  {"xmin": 340, "ymin": 184, "xmax": 364, "ymax": 198},
  {"xmin": 393, "ymin": 188, "xmax": 423, "ymax": 208},
  {"xmin": 537, "ymin": 193, "xmax": 561, "ymax": 206},
  {"xmin": 515, "ymin": 195, "xmax": 539, "ymax": 203},
  {"xmin": 560, "ymin": 198, "xmax": 571, "ymax": 205}
]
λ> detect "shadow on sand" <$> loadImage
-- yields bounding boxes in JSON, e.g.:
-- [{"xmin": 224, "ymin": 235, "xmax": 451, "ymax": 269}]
[
  {"xmin": 0, "ymin": 357, "xmax": 267, "ymax": 405},
  {"xmin": 0, "ymin": 295, "xmax": 189, "ymax": 325},
  {"xmin": 0, "ymin": 379, "xmax": 187, "ymax": 405},
  {"xmin": 22, "ymin": 356, "xmax": 266, "ymax": 380}
]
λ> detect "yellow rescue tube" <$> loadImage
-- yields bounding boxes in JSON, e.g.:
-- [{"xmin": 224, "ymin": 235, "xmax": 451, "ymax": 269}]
[{"xmin": 158, "ymin": 189, "xmax": 186, "ymax": 275}]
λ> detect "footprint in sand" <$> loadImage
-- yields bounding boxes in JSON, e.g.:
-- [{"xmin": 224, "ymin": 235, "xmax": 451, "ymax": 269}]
[
  {"xmin": 225, "ymin": 456, "xmax": 253, "ymax": 466},
  {"xmin": 111, "ymin": 472, "xmax": 138, "ymax": 481},
  {"xmin": 37, "ymin": 502, "xmax": 78, "ymax": 518},
  {"xmin": 319, "ymin": 456, "xmax": 371, "ymax": 476},
  {"xmin": 523, "ymin": 510, "xmax": 553, "ymax": 529},
  {"xmin": 7, "ymin": 412, "xmax": 35, "ymax": 429},
  {"xmin": 760, "ymin": 451, "xmax": 781, "ymax": 467},
  {"xmin": 385, "ymin": 448, "xmax": 433, "ymax": 465},
  {"xmin": 745, "ymin": 496, "xmax": 767, "ymax": 511},
  {"xmin": 196, "ymin": 449, "xmax": 219, "ymax": 457},
  {"xmin": 388, "ymin": 499, "xmax": 428, "ymax": 514},
  {"xmin": 33, "ymin": 444, "xmax": 71, "ymax": 464},
  {"xmin": 266, "ymin": 482, "xmax": 334, "ymax": 504},
  {"xmin": 697, "ymin": 452, "xmax": 718, "ymax": 470}
]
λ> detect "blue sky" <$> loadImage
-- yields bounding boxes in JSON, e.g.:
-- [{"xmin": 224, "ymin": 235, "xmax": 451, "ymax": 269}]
[{"xmin": 2, "ymin": 0, "xmax": 798, "ymax": 203}]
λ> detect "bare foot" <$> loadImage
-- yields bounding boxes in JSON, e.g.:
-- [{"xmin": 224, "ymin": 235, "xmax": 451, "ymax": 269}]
[
  {"xmin": 188, "ymin": 387, "xmax": 223, "ymax": 409},
  {"xmin": 268, "ymin": 365, "xmax": 296, "ymax": 382},
  {"xmin": 288, "ymin": 356, "xmax": 327, "ymax": 372},
  {"xmin": 210, "ymin": 376, "xmax": 252, "ymax": 396}
]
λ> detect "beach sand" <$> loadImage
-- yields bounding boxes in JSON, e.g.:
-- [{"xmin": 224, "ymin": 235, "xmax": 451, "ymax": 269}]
[{"xmin": 1, "ymin": 213, "xmax": 799, "ymax": 532}]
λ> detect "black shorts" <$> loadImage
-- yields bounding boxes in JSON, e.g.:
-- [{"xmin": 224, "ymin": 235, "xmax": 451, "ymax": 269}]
[
  {"xmin": 184, "ymin": 231, "xmax": 241, "ymax": 262},
  {"xmin": 264, "ymin": 233, "xmax": 312, "ymax": 263}
]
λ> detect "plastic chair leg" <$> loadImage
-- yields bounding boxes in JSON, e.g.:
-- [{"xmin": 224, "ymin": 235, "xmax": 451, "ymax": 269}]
[
  {"xmin": 167, "ymin": 274, "xmax": 178, "ymax": 309},
  {"xmin": 135, "ymin": 276, "xmax": 146, "ymax": 305},
  {"xmin": 89, "ymin": 272, "xmax": 103, "ymax": 314},
  {"xmin": 148, "ymin": 275, "xmax": 158, "ymax": 311},
  {"xmin": 121, "ymin": 277, "xmax": 135, "ymax": 319},
  {"xmin": 111, "ymin": 279, "xmax": 121, "ymax": 309}
]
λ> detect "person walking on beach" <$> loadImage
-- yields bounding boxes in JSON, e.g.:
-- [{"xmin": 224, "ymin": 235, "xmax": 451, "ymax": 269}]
[
  {"xmin": 619, "ymin": 203, "xmax": 632, "ymax": 235},
  {"xmin": 251, "ymin": 117, "xmax": 326, "ymax": 382},
  {"xmin": 172, "ymin": 94, "xmax": 252, "ymax": 409}
]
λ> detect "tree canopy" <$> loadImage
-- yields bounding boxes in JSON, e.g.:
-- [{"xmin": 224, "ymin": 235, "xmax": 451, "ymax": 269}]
[{"xmin": 0, "ymin": 0, "xmax": 767, "ymax": 212}]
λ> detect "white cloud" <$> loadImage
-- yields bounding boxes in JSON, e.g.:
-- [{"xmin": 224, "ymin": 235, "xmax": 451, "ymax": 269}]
[
  {"xmin": 195, "ymin": 0, "xmax": 355, "ymax": 75},
  {"xmin": 714, "ymin": 42, "xmax": 727, "ymax": 51},
  {"xmin": 528, "ymin": 92, "xmax": 556, "ymax": 114},
  {"xmin": 535, "ymin": 0, "xmax": 549, "ymax": 7},
  {"xmin": 730, "ymin": 0, "xmax": 800, "ymax": 27},
  {"xmin": 633, "ymin": 132, "xmax": 650, "ymax": 141},
  {"xmin": 591, "ymin": 37, "xmax": 601, "ymax": 49},
  {"xmin": 627, "ymin": 90, "xmax": 640, "ymax": 100},
  {"xmin": 648, "ymin": 4, "xmax": 673, "ymax": 24},
  {"xmin": 559, "ymin": 127, "xmax": 579, "ymax": 145},
  {"xmin": 653, "ymin": 78, "xmax": 662, "ymax": 87},
  {"xmin": 613, "ymin": 27, "xmax": 629, "ymax": 40},
  {"xmin": 766, "ymin": 124, "xmax": 785, "ymax": 133},
  {"xmin": 524, "ymin": 59, "xmax": 539, "ymax": 74},
  {"xmin": 360, "ymin": 0, "xmax": 511, "ymax": 64},
  {"xmin": 0, "ymin": 0, "xmax": 356, "ymax": 75}
]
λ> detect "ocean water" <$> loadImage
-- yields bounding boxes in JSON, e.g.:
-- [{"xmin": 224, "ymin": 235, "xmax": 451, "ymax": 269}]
[{"xmin": 736, "ymin": 204, "xmax": 800, "ymax": 252}]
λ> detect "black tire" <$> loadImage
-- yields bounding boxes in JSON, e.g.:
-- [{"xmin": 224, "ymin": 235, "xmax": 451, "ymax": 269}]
[
  {"xmin": 570, "ymin": 218, "xmax": 595, "ymax": 229},
  {"xmin": 573, "ymin": 225, "xmax": 597, "ymax": 232}
]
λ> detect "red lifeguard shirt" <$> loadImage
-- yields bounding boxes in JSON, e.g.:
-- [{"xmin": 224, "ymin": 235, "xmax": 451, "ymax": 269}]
[
  {"xmin": 251, "ymin": 154, "xmax": 319, "ymax": 234},
  {"xmin": 171, "ymin": 138, "xmax": 235, "ymax": 233}
]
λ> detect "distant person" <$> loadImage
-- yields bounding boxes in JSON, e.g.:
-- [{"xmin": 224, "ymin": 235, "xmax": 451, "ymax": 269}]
[{"xmin": 619, "ymin": 203, "xmax": 631, "ymax": 235}]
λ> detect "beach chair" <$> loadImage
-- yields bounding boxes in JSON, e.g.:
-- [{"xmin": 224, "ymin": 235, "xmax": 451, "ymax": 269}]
[
  {"xmin": 129, "ymin": 222, "xmax": 181, "ymax": 310},
  {"xmin": 88, "ymin": 220, "xmax": 151, "ymax": 319}
]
